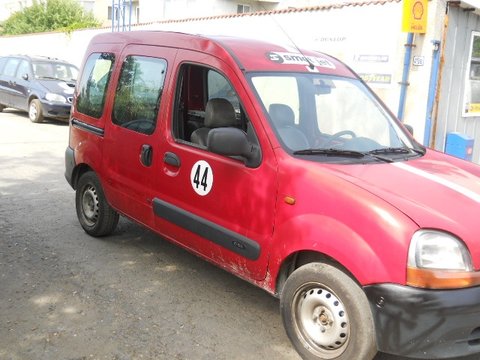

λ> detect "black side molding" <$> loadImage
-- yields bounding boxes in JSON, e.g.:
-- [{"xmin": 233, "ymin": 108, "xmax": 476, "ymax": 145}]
[
  {"xmin": 153, "ymin": 198, "xmax": 260, "ymax": 260},
  {"xmin": 71, "ymin": 118, "xmax": 105, "ymax": 137}
]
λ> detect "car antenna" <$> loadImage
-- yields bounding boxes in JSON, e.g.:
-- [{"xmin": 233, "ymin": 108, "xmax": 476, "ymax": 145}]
[{"xmin": 260, "ymin": 5, "xmax": 316, "ymax": 70}]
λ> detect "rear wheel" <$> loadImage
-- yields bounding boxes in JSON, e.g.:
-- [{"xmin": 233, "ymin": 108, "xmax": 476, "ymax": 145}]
[
  {"xmin": 75, "ymin": 171, "xmax": 119, "ymax": 237},
  {"xmin": 29, "ymin": 99, "xmax": 44, "ymax": 123},
  {"xmin": 0, "ymin": 104, "xmax": 5, "ymax": 112},
  {"xmin": 280, "ymin": 262, "xmax": 377, "ymax": 360}
]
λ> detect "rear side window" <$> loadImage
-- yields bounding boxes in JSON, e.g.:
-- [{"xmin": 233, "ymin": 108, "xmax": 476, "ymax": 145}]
[
  {"xmin": 76, "ymin": 53, "xmax": 115, "ymax": 119},
  {"xmin": 3, "ymin": 58, "xmax": 20, "ymax": 77},
  {"xmin": 112, "ymin": 55, "xmax": 167, "ymax": 135}
]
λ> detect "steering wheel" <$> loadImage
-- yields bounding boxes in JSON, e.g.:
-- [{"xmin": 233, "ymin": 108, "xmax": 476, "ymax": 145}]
[{"xmin": 323, "ymin": 130, "xmax": 357, "ymax": 148}]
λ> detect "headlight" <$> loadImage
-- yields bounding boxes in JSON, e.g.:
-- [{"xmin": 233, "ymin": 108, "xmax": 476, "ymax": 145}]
[
  {"xmin": 407, "ymin": 230, "xmax": 480, "ymax": 289},
  {"xmin": 45, "ymin": 93, "xmax": 66, "ymax": 103},
  {"xmin": 408, "ymin": 230, "xmax": 472, "ymax": 270}
]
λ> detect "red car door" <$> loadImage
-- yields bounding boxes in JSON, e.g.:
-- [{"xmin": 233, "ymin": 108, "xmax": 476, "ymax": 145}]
[
  {"xmin": 103, "ymin": 45, "xmax": 176, "ymax": 227},
  {"xmin": 152, "ymin": 49, "xmax": 278, "ymax": 281}
]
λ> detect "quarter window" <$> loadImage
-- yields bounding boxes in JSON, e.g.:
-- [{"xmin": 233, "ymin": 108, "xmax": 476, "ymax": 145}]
[
  {"xmin": 76, "ymin": 53, "xmax": 115, "ymax": 119},
  {"xmin": 112, "ymin": 56, "xmax": 167, "ymax": 135}
]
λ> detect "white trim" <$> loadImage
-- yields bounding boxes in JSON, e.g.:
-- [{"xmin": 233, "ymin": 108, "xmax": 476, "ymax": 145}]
[{"xmin": 394, "ymin": 162, "xmax": 480, "ymax": 203}]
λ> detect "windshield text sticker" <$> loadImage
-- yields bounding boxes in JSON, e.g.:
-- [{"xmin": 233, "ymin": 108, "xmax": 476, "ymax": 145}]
[{"xmin": 266, "ymin": 51, "xmax": 336, "ymax": 69}]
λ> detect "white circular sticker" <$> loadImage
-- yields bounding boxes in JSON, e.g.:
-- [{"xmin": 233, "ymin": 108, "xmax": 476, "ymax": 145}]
[{"xmin": 190, "ymin": 160, "xmax": 213, "ymax": 196}]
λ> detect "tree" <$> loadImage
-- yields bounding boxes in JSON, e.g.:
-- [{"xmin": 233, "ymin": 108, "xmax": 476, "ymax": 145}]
[{"xmin": 0, "ymin": 0, "xmax": 100, "ymax": 35}]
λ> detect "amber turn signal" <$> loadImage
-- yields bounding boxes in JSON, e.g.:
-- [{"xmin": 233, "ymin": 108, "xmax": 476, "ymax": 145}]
[{"xmin": 407, "ymin": 266, "xmax": 480, "ymax": 289}]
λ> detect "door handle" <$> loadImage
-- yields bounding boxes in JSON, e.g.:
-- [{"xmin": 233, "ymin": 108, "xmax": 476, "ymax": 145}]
[
  {"xmin": 140, "ymin": 144, "xmax": 153, "ymax": 167},
  {"xmin": 164, "ymin": 152, "xmax": 181, "ymax": 167}
]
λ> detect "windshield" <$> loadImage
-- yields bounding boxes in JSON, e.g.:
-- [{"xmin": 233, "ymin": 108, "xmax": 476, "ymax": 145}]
[
  {"xmin": 33, "ymin": 61, "xmax": 78, "ymax": 81},
  {"xmin": 250, "ymin": 73, "xmax": 420, "ymax": 161}
]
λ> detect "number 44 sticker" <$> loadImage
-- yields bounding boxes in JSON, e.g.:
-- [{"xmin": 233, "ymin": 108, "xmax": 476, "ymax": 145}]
[{"xmin": 190, "ymin": 160, "xmax": 213, "ymax": 196}]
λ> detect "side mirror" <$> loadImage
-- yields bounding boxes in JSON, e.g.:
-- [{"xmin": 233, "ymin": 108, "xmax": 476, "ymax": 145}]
[
  {"xmin": 22, "ymin": 73, "xmax": 29, "ymax": 81},
  {"xmin": 207, "ymin": 127, "xmax": 261, "ymax": 168},
  {"xmin": 404, "ymin": 124, "xmax": 414, "ymax": 135}
]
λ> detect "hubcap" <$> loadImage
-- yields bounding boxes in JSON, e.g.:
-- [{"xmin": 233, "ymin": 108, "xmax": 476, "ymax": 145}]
[
  {"xmin": 81, "ymin": 184, "xmax": 99, "ymax": 227},
  {"xmin": 294, "ymin": 286, "xmax": 350, "ymax": 358},
  {"xmin": 29, "ymin": 103, "xmax": 37, "ymax": 121}
]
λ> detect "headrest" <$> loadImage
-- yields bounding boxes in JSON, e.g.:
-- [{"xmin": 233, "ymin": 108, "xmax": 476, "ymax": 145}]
[
  {"xmin": 268, "ymin": 103, "xmax": 295, "ymax": 127},
  {"xmin": 205, "ymin": 98, "xmax": 237, "ymax": 128}
]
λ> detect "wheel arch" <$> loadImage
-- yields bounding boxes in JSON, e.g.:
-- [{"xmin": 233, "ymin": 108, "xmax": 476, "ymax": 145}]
[
  {"xmin": 71, "ymin": 163, "xmax": 94, "ymax": 190},
  {"xmin": 28, "ymin": 94, "xmax": 39, "ymax": 104},
  {"xmin": 275, "ymin": 250, "xmax": 358, "ymax": 297}
]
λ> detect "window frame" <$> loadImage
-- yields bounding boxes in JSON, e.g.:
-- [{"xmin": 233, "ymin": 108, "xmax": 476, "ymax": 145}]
[
  {"xmin": 171, "ymin": 62, "xmax": 262, "ymax": 164},
  {"xmin": 463, "ymin": 31, "xmax": 480, "ymax": 117}
]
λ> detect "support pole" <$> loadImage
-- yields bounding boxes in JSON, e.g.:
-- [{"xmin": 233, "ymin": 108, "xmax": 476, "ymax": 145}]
[{"xmin": 397, "ymin": 32, "xmax": 415, "ymax": 121}]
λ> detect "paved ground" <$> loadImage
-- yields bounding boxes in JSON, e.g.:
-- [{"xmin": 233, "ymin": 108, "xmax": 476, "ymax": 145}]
[{"xmin": 0, "ymin": 109, "xmax": 477, "ymax": 360}]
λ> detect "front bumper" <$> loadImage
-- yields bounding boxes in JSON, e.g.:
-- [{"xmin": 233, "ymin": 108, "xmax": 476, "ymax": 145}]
[
  {"xmin": 41, "ymin": 100, "xmax": 72, "ymax": 121},
  {"xmin": 364, "ymin": 284, "xmax": 480, "ymax": 359}
]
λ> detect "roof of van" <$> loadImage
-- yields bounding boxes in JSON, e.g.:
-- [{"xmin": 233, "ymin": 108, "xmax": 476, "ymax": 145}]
[{"xmin": 89, "ymin": 31, "xmax": 356, "ymax": 78}]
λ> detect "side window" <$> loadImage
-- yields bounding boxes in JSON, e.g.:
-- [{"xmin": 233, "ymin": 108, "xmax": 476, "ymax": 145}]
[
  {"xmin": 0, "ymin": 58, "xmax": 7, "ymax": 74},
  {"xmin": 112, "ymin": 55, "xmax": 167, "ymax": 135},
  {"xmin": 173, "ymin": 64, "xmax": 246, "ymax": 144},
  {"xmin": 207, "ymin": 70, "xmax": 240, "ymax": 114},
  {"xmin": 3, "ymin": 58, "xmax": 20, "ymax": 77},
  {"xmin": 15, "ymin": 60, "xmax": 30, "ymax": 79},
  {"xmin": 76, "ymin": 52, "xmax": 115, "ymax": 119}
]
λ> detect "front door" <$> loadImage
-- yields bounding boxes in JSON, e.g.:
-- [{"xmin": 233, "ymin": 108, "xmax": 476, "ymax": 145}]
[
  {"xmin": 103, "ymin": 45, "xmax": 176, "ymax": 227},
  {"xmin": 153, "ymin": 50, "xmax": 278, "ymax": 281}
]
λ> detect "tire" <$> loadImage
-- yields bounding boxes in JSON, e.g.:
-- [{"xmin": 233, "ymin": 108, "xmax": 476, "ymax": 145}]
[
  {"xmin": 0, "ymin": 104, "xmax": 5, "ymax": 112},
  {"xmin": 29, "ymin": 99, "xmax": 44, "ymax": 123},
  {"xmin": 75, "ymin": 171, "xmax": 119, "ymax": 237},
  {"xmin": 280, "ymin": 262, "xmax": 377, "ymax": 360}
]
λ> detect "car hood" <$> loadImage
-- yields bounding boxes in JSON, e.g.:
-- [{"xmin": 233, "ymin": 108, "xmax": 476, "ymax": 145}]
[
  {"xmin": 37, "ymin": 79, "xmax": 75, "ymax": 96},
  {"xmin": 324, "ymin": 149, "xmax": 480, "ymax": 264}
]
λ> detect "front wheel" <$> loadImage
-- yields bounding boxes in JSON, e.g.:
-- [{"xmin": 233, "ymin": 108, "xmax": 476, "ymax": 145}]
[
  {"xmin": 280, "ymin": 262, "xmax": 377, "ymax": 360},
  {"xmin": 29, "ymin": 99, "xmax": 44, "ymax": 123},
  {"xmin": 75, "ymin": 171, "xmax": 119, "ymax": 237}
]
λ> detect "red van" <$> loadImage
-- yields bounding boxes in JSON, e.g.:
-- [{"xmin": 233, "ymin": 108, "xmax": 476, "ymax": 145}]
[{"xmin": 65, "ymin": 31, "xmax": 480, "ymax": 360}]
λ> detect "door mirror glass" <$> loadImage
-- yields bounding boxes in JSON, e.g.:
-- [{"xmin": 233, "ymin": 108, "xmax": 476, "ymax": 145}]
[{"xmin": 22, "ymin": 73, "xmax": 29, "ymax": 81}]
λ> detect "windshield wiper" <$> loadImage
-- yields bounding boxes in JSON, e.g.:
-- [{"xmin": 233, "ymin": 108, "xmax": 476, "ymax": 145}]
[
  {"xmin": 369, "ymin": 147, "xmax": 411, "ymax": 154},
  {"xmin": 293, "ymin": 148, "xmax": 366, "ymax": 158},
  {"xmin": 293, "ymin": 148, "xmax": 395, "ymax": 163}
]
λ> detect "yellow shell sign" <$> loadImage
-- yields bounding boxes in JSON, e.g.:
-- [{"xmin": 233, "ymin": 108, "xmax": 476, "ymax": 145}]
[{"xmin": 402, "ymin": 0, "xmax": 428, "ymax": 33}]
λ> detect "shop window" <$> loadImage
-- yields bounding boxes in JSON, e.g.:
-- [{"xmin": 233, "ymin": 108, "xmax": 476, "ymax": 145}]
[{"xmin": 464, "ymin": 31, "xmax": 480, "ymax": 117}]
